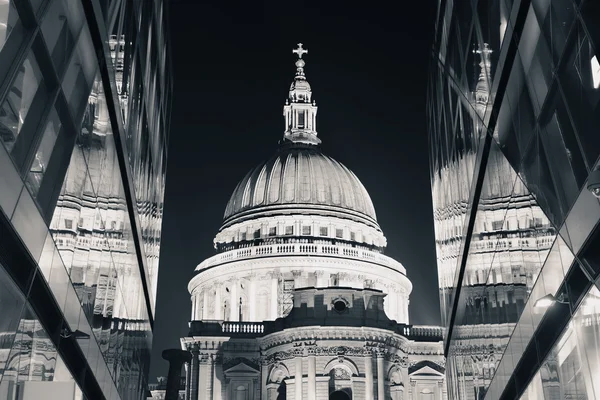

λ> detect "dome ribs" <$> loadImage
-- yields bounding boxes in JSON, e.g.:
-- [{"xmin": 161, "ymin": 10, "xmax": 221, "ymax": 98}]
[
  {"xmin": 253, "ymin": 164, "xmax": 268, "ymax": 205},
  {"xmin": 267, "ymin": 157, "xmax": 282, "ymax": 203},
  {"xmin": 223, "ymin": 147, "xmax": 379, "ymax": 224},
  {"xmin": 283, "ymin": 152, "xmax": 297, "ymax": 203}
]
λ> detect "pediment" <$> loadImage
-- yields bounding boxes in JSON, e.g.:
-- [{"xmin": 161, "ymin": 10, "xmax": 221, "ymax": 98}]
[
  {"xmin": 224, "ymin": 362, "xmax": 260, "ymax": 376},
  {"xmin": 408, "ymin": 365, "xmax": 445, "ymax": 378}
]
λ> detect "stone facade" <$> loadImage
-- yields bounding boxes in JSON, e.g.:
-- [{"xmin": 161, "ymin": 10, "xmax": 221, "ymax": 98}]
[
  {"xmin": 182, "ymin": 288, "xmax": 445, "ymax": 400},
  {"xmin": 180, "ymin": 45, "xmax": 446, "ymax": 399}
]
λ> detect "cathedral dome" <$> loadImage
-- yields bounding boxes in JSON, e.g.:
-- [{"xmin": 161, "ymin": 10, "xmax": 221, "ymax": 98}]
[
  {"xmin": 189, "ymin": 44, "xmax": 411, "ymax": 330},
  {"xmin": 223, "ymin": 143, "xmax": 377, "ymax": 223}
]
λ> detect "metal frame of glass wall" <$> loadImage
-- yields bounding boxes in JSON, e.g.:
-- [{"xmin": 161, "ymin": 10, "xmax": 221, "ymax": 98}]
[
  {"xmin": 428, "ymin": 0, "xmax": 600, "ymax": 399},
  {"xmin": 0, "ymin": 0, "xmax": 171, "ymax": 399}
]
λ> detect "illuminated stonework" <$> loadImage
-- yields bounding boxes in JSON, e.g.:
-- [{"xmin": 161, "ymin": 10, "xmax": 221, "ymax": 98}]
[{"xmin": 182, "ymin": 44, "xmax": 445, "ymax": 399}]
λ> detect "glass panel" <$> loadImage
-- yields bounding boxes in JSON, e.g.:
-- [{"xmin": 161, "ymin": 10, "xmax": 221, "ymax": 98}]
[
  {"xmin": 11, "ymin": 187, "xmax": 48, "ymax": 262},
  {"xmin": 50, "ymin": 72, "xmax": 151, "ymax": 400},
  {"xmin": 26, "ymin": 108, "xmax": 62, "ymax": 196},
  {"xmin": 535, "ymin": 286, "xmax": 600, "ymax": 399},
  {"xmin": 0, "ymin": 265, "xmax": 27, "ymax": 383},
  {"xmin": 447, "ymin": 139, "xmax": 556, "ymax": 398},
  {"xmin": 40, "ymin": 0, "xmax": 85, "ymax": 73},
  {"xmin": 519, "ymin": 370, "xmax": 543, "ymax": 399},
  {"xmin": 61, "ymin": 27, "xmax": 98, "ymax": 120},
  {"xmin": 0, "ymin": 141, "xmax": 23, "ymax": 216},
  {"xmin": 558, "ymin": 24, "xmax": 600, "ymax": 169},
  {"xmin": 0, "ymin": 52, "xmax": 43, "ymax": 152},
  {"xmin": 0, "ymin": 0, "xmax": 18, "ymax": 54},
  {"xmin": 532, "ymin": 0, "xmax": 576, "ymax": 66},
  {"xmin": 0, "ymin": 264, "xmax": 84, "ymax": 399}
]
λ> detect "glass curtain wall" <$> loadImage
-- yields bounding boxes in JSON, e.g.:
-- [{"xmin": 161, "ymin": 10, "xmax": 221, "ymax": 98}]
[
  {"xmin": 0, "ymin": 0, "xmax": 171, "ymax": 399},
  {"xmin": 428, "ymin": 0, "xmax": 600, "ymax": 399}
]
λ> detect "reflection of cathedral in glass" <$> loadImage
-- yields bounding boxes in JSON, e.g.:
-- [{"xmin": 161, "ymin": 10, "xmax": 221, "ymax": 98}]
[
  {"xmin": 0, "ymin": 0, "xmax": 170, "ymax": 399},
  {"xmin": 429, "ymin": 1, "xmax": 600, "ymax": 399},
  {"xmin": 178, "ymin": 45, "xmax": 446, "ymax": 400}
]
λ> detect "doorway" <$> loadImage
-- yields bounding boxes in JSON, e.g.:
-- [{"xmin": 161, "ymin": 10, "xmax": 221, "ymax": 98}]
[{"xmin": 330, "ymin": 390, "xmax": 351, "ymax": 400}]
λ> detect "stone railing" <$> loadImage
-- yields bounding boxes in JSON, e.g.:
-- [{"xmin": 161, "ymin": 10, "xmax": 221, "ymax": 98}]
[
  {"xmin": 196, "ymin": 243, "xmax": 405, "ymax": 274},
  {"xmin": 222, "ymin": 322, "xmax": 265, "ymax": 334},
  {"xmin": 398, "ymin": 325, "xmax": 445, "ymax": 342},
  {"xmin": 188, "ymin": 321, "xmax": 442, "ymax": 342}
]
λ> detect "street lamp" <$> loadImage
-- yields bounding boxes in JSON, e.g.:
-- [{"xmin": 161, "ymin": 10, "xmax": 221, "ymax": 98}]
[{"xmin": 533, "ymin": 293, "xmax": 569, "ymax": 309}]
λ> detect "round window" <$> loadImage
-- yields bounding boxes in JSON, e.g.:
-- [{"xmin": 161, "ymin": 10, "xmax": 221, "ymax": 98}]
[{"xmin": 333, "ymin": 300, "xmax": 347, "ymax": 312}]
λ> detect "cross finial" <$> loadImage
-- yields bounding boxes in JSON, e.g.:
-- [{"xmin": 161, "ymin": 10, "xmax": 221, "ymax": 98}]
[{"xmin": 293, "ymin": 43, "xmax": 308, "ymax": 59}]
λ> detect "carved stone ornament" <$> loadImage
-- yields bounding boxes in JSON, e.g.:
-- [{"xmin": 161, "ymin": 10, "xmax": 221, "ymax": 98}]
[
  {"xmin": 385, "ymin": 353, "xmax": 409, "ymax": 367},
  {"xmin": 199, "ymin": 354, "xmax": 211, "ymax": 364},
  {"xmin": 264, "ymin": 351, "xmax": 295, "ymax": 365},
  {"xmin": 333, "ymin": 367, "xmax": 351, "ymax": 380}
]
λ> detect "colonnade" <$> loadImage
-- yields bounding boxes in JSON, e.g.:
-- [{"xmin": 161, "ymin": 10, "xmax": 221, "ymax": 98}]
[
  {"xmin": 262, "ymin": 352, "xmax": 387, "ymax": 400},
  {"xmin": 186, "ymin": 346, "xmax": 223, "ymax": 400},
  {"xmin": 190, "ymin": 273, "xmax": 410, "ymax": 323}
]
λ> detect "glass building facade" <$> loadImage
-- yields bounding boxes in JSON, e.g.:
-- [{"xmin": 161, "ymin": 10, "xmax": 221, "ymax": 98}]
[
  {"xmin": 427, "ymin": 0, "xmax": 600, "ymax": 399},
  {"xmin": 0, "ymin": 1, "xmax": 171, "ymax": 399}
]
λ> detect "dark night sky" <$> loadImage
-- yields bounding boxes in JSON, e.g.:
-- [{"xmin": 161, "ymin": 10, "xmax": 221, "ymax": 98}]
[{"xmin": 150, "ymin": 0, "xmax": 439, "ymax": 379}]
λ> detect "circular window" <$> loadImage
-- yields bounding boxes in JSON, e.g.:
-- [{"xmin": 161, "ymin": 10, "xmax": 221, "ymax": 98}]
[{"xmin": 333, "ymin": 300, "xmax": 347, "ymax": 312}]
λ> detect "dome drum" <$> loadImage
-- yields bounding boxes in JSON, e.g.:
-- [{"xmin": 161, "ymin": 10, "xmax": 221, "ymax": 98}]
[{"xmin": 188, "ymin": 260, "xmax": 412, "ymax": 324}]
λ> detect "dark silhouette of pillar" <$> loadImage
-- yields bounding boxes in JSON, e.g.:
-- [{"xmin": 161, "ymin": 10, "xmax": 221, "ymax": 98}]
[
  {"xmin": 185, "ymin": 360, "xmax": 191, "ymax": 400},
  {"xmin": 162, "ymin": 349, "xmax": 192, "ymax": 400},
  {"xmin": 189, "ymin": 345, "xmax": 200, "ymax": 400}
]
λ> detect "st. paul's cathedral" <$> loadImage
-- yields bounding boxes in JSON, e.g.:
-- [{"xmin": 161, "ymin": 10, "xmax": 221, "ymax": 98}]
[{"xmin": 178, "ymin": 44, "xmax": 446, "ymax": 400}]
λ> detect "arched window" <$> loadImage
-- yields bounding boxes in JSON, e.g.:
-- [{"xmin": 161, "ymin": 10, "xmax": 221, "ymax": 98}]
[
  {"xmin": 239, "ymin": 295, "xmax": 248, "ymax": 321},
  {"xmin": 223, "ymin": 300, "xmax": 230, "ymax": 321}
]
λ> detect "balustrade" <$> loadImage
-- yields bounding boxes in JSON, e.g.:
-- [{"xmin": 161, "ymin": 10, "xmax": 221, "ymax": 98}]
[
  {"xmin": 221, "ymin": 322, "xmax": 265, "ymax": 334},
  {"xmin": 196, "ymin": 242, "xmax": 405, "ymax": 273}
]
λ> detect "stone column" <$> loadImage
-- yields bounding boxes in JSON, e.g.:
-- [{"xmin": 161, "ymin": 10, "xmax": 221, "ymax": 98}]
[
  {"xmin": 307, "ymin": 355, "xmax": 316, "ymax": 400},
  {"xmin": 214, "ymin": 283, "xmax": 222, "ymax": 320},
  {"xmin": 314, "ymin": 270, "xmax": 325, "ymax": 287},
  {"xmin": 212, "ymin": 354, "xmax": 222, "ymax": 400},
  {"xmin": 185, "ymin": 362, "xmax": 191, "ymax": 400},
  {"xmin": 376, "ymin": 353, "xmax": 385, "ymax": 400},
  {"xmin": 266, "ymin": 383, "xmax": 279, "ymax": 400},
  {"xmin": 292, "ymin": 270, "xmax": 302, "ymax": 288},
  {"xmin": 249, "ymin": 279, "xmax": 257, "ymax": 321},
  {"xmin": 388, "ymin": 286, "xmax": 400, "ymax": 321},
  {"xmin": 271, "ymin": 275, "xmax": 279, "ymax": 319},
  {"xmin": 365, "ymin": 352, "xmax": 374, "ymax": 400},
  {"xmin": 198, "ymin": 356, "xmax": 209, "ymax": 400},
  {"xmin": 295, "ymin": 357, "xmax": 303, "ymax": 400},
  {"xmin": 230, "ymin": 279, "xmax": 238, "ymax": 321},
  {"xmin": 189, "ymin": 346, "xmax": 200, "ymax": 400},
  {"xmin": 261, "ymin": 362, "xmax": 269, "ymax": 400},
  {"xmin": 191, "ymin": 294, "xmax": 196, "ymax": 320},
  {"xmin": 196, "ymin": 294, "xmax": 203, "ymax": 320},
  {"xmin": 202, "ymin": 289, "xmax": 209, "ymax": 319}
]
